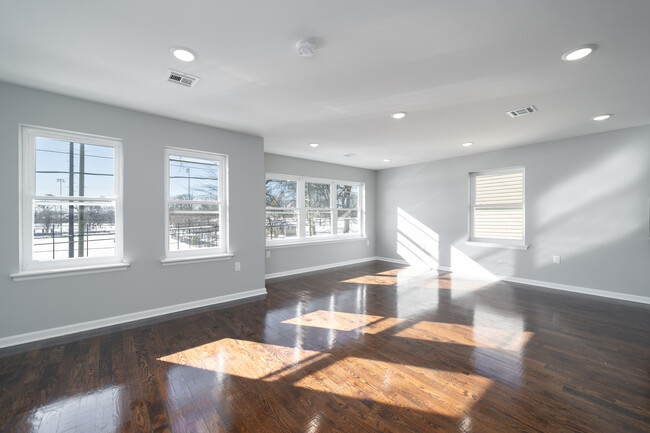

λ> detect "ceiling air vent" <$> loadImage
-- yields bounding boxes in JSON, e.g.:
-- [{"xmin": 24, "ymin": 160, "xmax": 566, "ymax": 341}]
[
  {"xmin": 507, "ymin": 105, "xmax": 537, "ymax": 118},
  {"xmin": 166, "ymin": 69, "xmax": 200, "ymax": 88}
]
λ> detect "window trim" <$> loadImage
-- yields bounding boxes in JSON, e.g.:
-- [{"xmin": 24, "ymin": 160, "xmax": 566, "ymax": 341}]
[
  {"xmin": 163, "ymin": 147, "xmax": 229, "ymax": 259},
  {"xmin": 18, "ymin": 124, "xmax": 124, "ymax": 274},
  {"xmin": 265, "ymin": 173, "xmax": 365, "ymax": 246},
  {"xmin": 468, "ymin": 166, "xmax": 526, "ymax": 247}
]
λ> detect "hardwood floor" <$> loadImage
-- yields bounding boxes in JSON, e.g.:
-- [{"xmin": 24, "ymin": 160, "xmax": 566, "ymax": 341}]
[{"xmin": 1, "ymin": 261, "xmax": 649, "ymax": 432}]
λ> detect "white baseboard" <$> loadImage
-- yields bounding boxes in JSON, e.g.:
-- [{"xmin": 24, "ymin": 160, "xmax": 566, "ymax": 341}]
[
  {"xmin": 265, "ymin": 257, "xmax": 379, "ymax": 279},
  {"xmin": 0, "ymin": 288, "xmax": 267, "ymax": 349},
  {"xmin": 376, "ymin": 258, "xmax": 650, "ymax": 305},
  {"xmin": 498, "ymin": 275, "xmax": 650, "ymax": 304},
  {"xmin": 373, "ymin": 256, "xmax": 410, "ymax": 265}
]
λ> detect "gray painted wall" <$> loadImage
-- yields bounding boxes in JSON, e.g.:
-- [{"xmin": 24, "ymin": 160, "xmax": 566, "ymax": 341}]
[
  {"xmin": 0, "ymin": 82, "xmax": 265, "ymax": 340},
  {"xmin": 377, "ymin": 125, "xmax": 650, "ymax": 298},
  {"xmin": 264, "ymin": 154, "xmax": 376, "ymax": 275}
]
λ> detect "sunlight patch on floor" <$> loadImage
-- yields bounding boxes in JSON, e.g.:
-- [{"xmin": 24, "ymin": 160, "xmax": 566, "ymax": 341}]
[
  {"xmin": 158, "ymin": 338, "xmax": 329, "ymax": 381},
  {"xmin": 283, "ymin": 310, "xmax": 406, "ymax": 334},
  {"xmin": 293, "ymin": 356, "xmax": 493, "ymax": 417},
  {"xmin": 341, "ymin": 275, "xmax": 398, "ymax": 285},
  {"xmin": 395, "ymin": 321, "xmax": 534, "ymax": 352}
]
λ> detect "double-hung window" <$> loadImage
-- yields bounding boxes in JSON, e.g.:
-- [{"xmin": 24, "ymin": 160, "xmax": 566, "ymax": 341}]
[
  {"xmin": 265, "ymin": 177, "xmax": 298, "ymax": 241},
  {"xmin": 337, "ymin": 184, "xmax": 360, "ymax": 235},
  {"xmin": 469, "ymin": 167, "xmax": 525, "ymax": 246},
  {"xmin": 305, "ymin": 181, "xmax": 332, "ymax": 237},
  {"xmin": 18, "ymin": 125, "xmax": 124, "ymax": 274},
  {"xmin": 266, "ymin": 174, "xmax": 364, "ymax": 244},
  {"xmin": 164, "ymin": 148, "xmax": 228, "ymax": 259}
]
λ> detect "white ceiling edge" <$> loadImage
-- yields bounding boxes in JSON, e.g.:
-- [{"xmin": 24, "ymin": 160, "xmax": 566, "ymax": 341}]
[{"xmin": 266, "ymin": 121, "xmax": 650, "ymax": 171}]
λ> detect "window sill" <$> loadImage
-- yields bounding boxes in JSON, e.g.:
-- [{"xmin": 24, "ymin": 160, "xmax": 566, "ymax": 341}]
[
  {"xmin": 11, "ymin": 262, "xmax": 130, "ymax": 281},
  {"xmin": 267, "ymin": 237, "xmax": 368, "ymax": 249},
  {"xmin": 160, "ymin": 253, "xmax": 234, "ymax": 266},
  {"xmin": 465, "ymin": 241, "xmax": 529, "ymax": 250}
]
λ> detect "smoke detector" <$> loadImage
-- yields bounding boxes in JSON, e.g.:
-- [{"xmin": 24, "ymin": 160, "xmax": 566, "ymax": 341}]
[{"xmin": 296, "ymin": 39, "xmax": 316, "ymax": 57}]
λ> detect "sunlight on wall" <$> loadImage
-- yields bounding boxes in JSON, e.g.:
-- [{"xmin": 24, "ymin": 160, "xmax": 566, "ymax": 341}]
[
  {"xmin": 293, "ymin": 356, "xmax": 494, "ymax": 417},
  {"xmin": 27, "ymin": 386, "xmax": 121, "ymax": 432},
  {"xmin": 450, "ymin": 246, "xmax": 499, "ymax": 281},
  {"xmin": 397, "ymin": 207, "xmax": 439, "ymax": 269},
  {"xmin": 533, "ymin": 146, "xmax": 647, "ymax": 268},
  {"xmin": 283, "ymin": 310, "xmax": 405, "ymax": 334}
]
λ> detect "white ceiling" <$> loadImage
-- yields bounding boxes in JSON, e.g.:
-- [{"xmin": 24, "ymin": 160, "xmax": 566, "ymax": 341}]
[{"xmin": 1, "ymin": 0, "xmax": 649, "ymax": 169}]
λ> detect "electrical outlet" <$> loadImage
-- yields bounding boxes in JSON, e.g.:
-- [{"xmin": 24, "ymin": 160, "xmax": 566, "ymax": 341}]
[
  {"xmin": 366, "ymin": 240, "xmax": 370, "ymax": 247},
  {"xmin": 235, "ymin": 261, "xmax": 241, "ymax": 271},
  {"xmin": 552, "ymin": 256, "xmax": 561, "ymax": 264},
  {"xmin": 266, "ymin": 250, "xmax": 270, "ymax": 258}
]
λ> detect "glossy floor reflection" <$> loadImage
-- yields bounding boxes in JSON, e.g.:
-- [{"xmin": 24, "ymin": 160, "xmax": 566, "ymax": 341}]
[{"xmin": 1, "ymin": 261, "xmax": 649, "ymax": 432}]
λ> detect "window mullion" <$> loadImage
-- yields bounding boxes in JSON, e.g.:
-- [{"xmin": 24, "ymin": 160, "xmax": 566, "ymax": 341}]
[
  {"xmin": 331, "ymin": 182, "xmax": 336, "ymax": 235},
  {"xmin": 298, "ymin": 180, "xmax": 305, "ymax": 238}
]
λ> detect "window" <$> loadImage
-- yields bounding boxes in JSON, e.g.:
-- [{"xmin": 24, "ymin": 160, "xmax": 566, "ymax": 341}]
[
  {"xmin": 164, "ymin": 148, "xmax": 228, "ymax": 258},
  {"xmin": 469, "ymin": 167, "xmax": 525, "ymax": 246},
  {"xmin": 265, "ymin": 178, "xmax": 298, "ymax": 241},
  {"xmin": 305, "ymin": 181, "xmax": 332, "ymax": 237},
  {"xmin": 266, "ymin": 174, "xmax": 364, "ymax": 244},
  {"xmin": 19, "ymin": 125, "xmax": 123, "ymax": 273}
]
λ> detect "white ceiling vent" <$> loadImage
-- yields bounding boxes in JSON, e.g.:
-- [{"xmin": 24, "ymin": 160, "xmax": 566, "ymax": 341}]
[
  {"xmin": 507, "ymin": 105, "xmax": 537, "ymax": 118},
  {"xmin": 166, "ymin": 69, "xmax": 200, "ymax": 88}
]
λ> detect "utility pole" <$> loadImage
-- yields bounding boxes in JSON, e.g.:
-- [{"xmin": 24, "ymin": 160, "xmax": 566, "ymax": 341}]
[
  {"xmin": 56, "ymin": 178, "xmax": 65, "ymax": 234},
  {"xmin": 68, "ymin": 142, "xmax": 74, "ymax": 258},
  {"xmin": 186, "ymin": 167, "xmax": 191, "ymax": 200},
  {"xmin": 78, "ymin": 143, "xmax": 85, "ymax": 257}
]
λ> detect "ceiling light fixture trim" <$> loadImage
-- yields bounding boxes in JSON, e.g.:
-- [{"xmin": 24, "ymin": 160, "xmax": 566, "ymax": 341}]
[
  {"xmin": 561, "ymin": 44, "xmax": 597, "ymax": 62},
  {"xmin": 171, "ymin": 47, "xmax": 197, "ymax": 62},
  {"xmin": 592, "ymin": 114, "xmax": 612, "ymax": 121}
]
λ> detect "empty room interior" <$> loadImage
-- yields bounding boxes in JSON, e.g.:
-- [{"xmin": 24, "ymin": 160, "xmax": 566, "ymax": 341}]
[{"xmin": 1, "ymin": 1, "xmax": 649, "ymax": 432}]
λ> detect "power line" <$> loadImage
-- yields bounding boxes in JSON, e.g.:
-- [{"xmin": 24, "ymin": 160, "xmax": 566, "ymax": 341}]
[{"xmin": 35, "ymin": 148, "xmax": 113, "ymax": 160}]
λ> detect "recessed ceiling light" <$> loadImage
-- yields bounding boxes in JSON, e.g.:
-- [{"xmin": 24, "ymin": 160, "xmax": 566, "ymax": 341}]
[
  {"xmin": 391, "ymin": 112, "xmax": 407, "ymax": 120},
  {"xmin": 562, "ymin": 44, "xmax": 597, "ymax": 62},
  {"xmin": 309, "ymin": 142, "xmax": 319, "ymax": 148},
  {"xmin": 592, "ymin": 114, "xmax": 612, "ymax": 121},
  {"xmin": 171, "ymin": 47, "xmax": 197, "ymax": 62},
  {"xmin": 383, "ymin": 158, "xmax": 391, "ymax": 162},
  {"xmin": 462, "ymin": 142, "xmax": 473, "ymax": 147}
]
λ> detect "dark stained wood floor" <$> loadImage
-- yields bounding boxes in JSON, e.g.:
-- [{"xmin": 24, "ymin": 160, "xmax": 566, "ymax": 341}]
[{"xmin": 1, "ymin": 261, "xmax": 649, "ymax": 432}]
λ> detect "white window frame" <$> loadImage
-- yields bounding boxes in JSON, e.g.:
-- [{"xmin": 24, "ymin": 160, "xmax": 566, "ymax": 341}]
[
  {"xmin": 265, "ymin": 173, "xmax": 365, "ymax": 246},
  {"xmin": 468, "ymin": 166, "xmax": 527, "ymax": 248},
  {"xmin": 17, "ymin": 124, "xmax": 125, "ymax": 274},
  {"xmin": 163, "ymin": 147, "xmax": 229, "ymax": 260}
]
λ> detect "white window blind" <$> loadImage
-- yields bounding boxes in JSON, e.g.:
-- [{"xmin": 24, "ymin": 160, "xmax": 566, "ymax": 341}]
[{"xmin": 470, "ymin": 169, "xmax": 524, "ymax": 243}]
